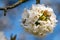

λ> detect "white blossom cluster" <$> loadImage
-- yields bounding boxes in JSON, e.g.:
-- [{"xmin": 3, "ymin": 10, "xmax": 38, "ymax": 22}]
[{"xmin": 22, "ymin": 4, "xmax": 58, "ymax": 37}]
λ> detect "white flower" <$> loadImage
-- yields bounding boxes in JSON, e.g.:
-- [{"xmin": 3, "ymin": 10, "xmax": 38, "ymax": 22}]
[{"xmin": 22, "ymin": 4, "xmax": 58, "ymax": 37}]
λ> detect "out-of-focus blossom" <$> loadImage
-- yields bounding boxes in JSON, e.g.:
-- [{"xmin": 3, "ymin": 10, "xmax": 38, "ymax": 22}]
[
  {"xmin": 0, "ymin": 16, "xmax": 13, "ymax": 31},
  {"xmin": 22, "ymin": 4, "xmax": 58, "ymax": 37},
  {"xmin": 0, "ymin": 32, "xmax": 7, "ymax": 40}
]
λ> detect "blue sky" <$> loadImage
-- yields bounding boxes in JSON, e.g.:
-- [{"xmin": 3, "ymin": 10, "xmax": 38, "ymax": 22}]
[{"xmin": 0, "ymin": 0, "xmax": 60, "ymax": 40}]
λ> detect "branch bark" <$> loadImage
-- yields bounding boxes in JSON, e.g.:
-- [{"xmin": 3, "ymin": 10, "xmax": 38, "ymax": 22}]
[
  {"xmin": 0, "ymin": 0, "xmax": 28, "ymax": 16},
  {"xmin": 36, "ymin": 0, "xmax": 40, "ymax": 4}
]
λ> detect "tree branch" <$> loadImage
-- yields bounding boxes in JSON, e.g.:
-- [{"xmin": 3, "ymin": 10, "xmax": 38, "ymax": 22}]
[
  {"xmin": 0, "ymin": 0, "xmax": 28, "ymax": 16},
  {"xmin": 36, "ymin": 0, "xmax": 40, "ymax": 4}
]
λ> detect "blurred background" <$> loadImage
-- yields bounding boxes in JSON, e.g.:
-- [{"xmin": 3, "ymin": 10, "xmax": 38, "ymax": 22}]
[{"xmin": 0, "ymin": 0, "xmax": 60, "ymax": 40}]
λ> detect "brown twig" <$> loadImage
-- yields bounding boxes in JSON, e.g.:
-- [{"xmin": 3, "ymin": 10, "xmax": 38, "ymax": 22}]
[
  {"xmin": 10, "ymin": 34, "xmax": 17, "ymax": 40},
  {"xmin": 36, "ymin": 0, "xmax": 40, "ymax": 4},
  {"xmin": 0, "ymin": 0, "xmax": 28, "ymax": 16}
]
